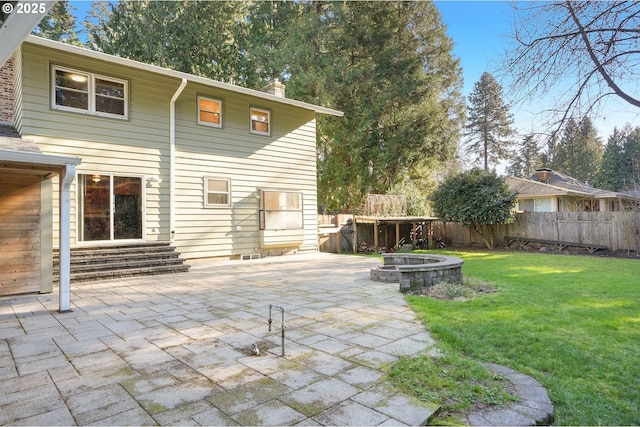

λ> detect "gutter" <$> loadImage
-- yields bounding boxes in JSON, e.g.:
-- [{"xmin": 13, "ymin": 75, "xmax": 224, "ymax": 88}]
[
  {"xmin": 169, "ymin": 78, "xmax": 188, "ymax": 244},
  {"xmin": 25, "ymin": 36, "xmax": 343, "ymax": 117}
]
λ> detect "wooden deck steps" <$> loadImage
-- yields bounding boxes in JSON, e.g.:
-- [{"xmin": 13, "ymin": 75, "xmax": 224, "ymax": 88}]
[{"xmin": 53, "ymin": 242, "xmax": 190, "ymax": 283}]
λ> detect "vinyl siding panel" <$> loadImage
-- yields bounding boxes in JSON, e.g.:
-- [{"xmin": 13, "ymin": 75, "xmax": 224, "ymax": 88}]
[
  {"xmin": 173, "ymin": 85, "xmax": 318, "ymax": 258},
  {"xmin": 18, "ymin": 42, "xmax": 320, "ymax": 259},
  {"xmin": 20, "ymin": 43, "xmax": 175, "ymax": 245}
]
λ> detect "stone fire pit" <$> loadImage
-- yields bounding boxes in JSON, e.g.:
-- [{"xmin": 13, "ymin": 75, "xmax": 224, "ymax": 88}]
[{"xmin": 370, "ymin": 253, "xmax": 464, "ymax": 293}]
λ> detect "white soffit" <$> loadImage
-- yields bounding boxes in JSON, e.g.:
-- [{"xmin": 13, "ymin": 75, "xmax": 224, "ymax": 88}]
[{"xmin": 0, "ymin": 1, "xmax": 54, "ymax": 65}]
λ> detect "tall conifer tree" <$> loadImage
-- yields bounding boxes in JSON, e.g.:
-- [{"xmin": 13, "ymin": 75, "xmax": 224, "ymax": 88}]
[
  {"xmin": 33, "ymin": 0, "xmax": 82, "ymax": 46},
  {"xmin": 552, "ymin": 117, "xmax": 603, "ymax": 184},
  {"xmin": 507, "ymin": 134, "xmax": 541, "ymax": 177},
  {"xmin": 465, "ymin": 72, "xmax": 515, "ymax": 171}
]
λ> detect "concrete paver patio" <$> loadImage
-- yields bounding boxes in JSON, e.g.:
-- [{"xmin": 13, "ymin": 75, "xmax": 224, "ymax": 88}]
[{"xmin": 0, "ymin": 252, "xmax": 440, "ymax": 426}]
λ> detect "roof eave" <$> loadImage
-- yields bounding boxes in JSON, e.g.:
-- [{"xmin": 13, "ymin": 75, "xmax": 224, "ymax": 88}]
[
  {"xmin": 25, "ymin": 35, "xmax": 344, "ymax": 117},
  {"xmin": 0, "ymin": 148, "xmax": 81, "ymax": 166}
]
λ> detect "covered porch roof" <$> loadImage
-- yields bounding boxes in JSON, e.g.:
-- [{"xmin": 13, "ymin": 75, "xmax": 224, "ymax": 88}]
[{"xmin": 0, "ymin": 128, "xmax": 81, "ymax": 313}]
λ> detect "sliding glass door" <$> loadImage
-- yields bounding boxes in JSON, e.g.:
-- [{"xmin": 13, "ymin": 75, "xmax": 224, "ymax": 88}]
[{"xmin": 79, "ymin": 174, "xmax": 143, "ymax": 241}]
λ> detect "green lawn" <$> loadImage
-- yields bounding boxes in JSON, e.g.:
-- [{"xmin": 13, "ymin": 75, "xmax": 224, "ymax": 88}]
[{"xmin": 401, "ymin": 250, "xmax": 639, "ymax": 426}]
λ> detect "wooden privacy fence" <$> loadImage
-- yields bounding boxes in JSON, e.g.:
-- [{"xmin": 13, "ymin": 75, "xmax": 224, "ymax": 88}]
[{"xmin": 436, "ymin": 212, "xmax": 640, "ymax": 253}]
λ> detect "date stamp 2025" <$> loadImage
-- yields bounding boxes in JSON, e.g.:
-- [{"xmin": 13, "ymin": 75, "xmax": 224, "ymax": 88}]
[{"xmin": 2, "ymin": 2, "xmax": 48, "ymax": 15}]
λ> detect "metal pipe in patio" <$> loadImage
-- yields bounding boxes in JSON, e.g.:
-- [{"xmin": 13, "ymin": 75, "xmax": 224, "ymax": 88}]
[{"xmin": 268, "ymin": 304, "xmax": 286, "ymax": 356}]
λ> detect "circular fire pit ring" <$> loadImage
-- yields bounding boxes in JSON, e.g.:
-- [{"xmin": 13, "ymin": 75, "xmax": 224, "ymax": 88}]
[{"xmin": 370, "ymin": 253, "xmax": 464, "ymax": 293}]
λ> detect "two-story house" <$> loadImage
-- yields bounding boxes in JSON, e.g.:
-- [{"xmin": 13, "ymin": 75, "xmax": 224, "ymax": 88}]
[{"xmin": 0, "ymin": 35, "xmax": 342, "ymax": 299}]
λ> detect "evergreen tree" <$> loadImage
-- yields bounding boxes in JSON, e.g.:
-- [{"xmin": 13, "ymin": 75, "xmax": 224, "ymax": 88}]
[
  {"xmin": 465, "ymin": 72, "xmax": 515, "ymax": 171},
  {"xmin": 507, "ymin": 134, "xmax": 541, "ymax": 177},
  {"xmin": 32, "ymin": 0, "xmax": 82, "ymax": 46},
  {"xmin": 89, "ymin": 1, "xmax": 250, "ymax": 83},
  {"xmin": 552, "ymin": 117, "xmax": 603, "ymax": 184},
  {"xmin": 77, "ymin": 1, "xmax": 465, "ymax": 213},
  {"xmin": 243, "ymin": 1, "xmax": 300, "ymax": 88},
  {"xmin": 595, "ymin": 128, "xmax": 628, "ymax": 191},
  {"xmin": 623, "ymin": 127, "xmax": 640, "ymax": 189},
  {"xmin": 285, "ymin": 2, "xmax": 464, "ymax": 211},
  {"xmin": 83, "ymin": 1, "xmax": 113, "ymax": 52}
]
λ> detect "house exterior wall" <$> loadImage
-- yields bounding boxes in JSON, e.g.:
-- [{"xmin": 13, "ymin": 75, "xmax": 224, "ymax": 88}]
[
  {"xmin": 16, "ymin": 42, "xmax": 319, "ymax": 259},
  {"xmin": 17, "ymin": 43, "xmax": 175, "ymax": 246},
  {"xmin": 173, "ymin": 84, "xmax": 318, "ymax": 258}
]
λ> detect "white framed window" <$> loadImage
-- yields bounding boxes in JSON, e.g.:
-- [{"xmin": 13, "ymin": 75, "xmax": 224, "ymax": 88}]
[
  {"xmin": 259, "ymin": 189, "xmax": 303, "ymax": 230},
  {"xmin": 518, "ymin": 198, "xmax": 553, "ymax": 212},
  {"xmin": 197, "ymin": 96, "xmax": 222, "ymax": 127},
  {"xmin": 250, "ymin": 107, "xmax": 270, "ymax": 136},
  {"xmin": 52, "ymin": 65, "xmax": 128, "ymax": 119},
  {"xmin": 204, "ymin": 177, "xmax": 231, "ymax": 207}
]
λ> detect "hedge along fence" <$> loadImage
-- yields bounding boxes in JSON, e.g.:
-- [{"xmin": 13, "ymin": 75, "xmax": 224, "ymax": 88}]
[{"xmin": 434, "ymin": 212, "xmax": 640, "ymax": 253}]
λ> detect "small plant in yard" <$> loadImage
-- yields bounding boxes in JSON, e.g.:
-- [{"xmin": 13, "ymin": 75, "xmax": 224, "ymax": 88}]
[
  {"xmin": 388, "ymin": 352, "xmax": 518, "ymax": 424},
  {"xmin": 422, "ymin": 278, "xmax": 496, "ymax": 300}
]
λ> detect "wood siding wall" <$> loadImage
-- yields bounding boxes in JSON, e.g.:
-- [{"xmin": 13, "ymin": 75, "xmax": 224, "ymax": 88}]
[
  {"xmin": 18, "ymin": 43, "xmax": 319, "ymax": 259},
  {"xmin": 0, "ymin": 173, "xmax": 41, "ymax": 295}
]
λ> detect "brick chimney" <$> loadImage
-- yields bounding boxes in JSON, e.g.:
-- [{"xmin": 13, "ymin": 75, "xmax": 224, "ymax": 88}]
[
  {"xmin": 535, "ymin": 168, "xmax": 552, "ymax": 184},
  {"xmin": 0, "ymin": 56, "xmax": 14, "ymax": 125},
  {"xmin": 263, "ymin": 78, "xmax": 285, "ymax": 98}
]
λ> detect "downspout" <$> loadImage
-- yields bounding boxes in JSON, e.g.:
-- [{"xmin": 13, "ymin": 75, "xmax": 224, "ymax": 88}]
[
  {"xmin": 169, "ymin": 78, "xmax": 188, "ymax": 244},
  {"xmin": 59, "ymin": 163, "xmax": 76, "ymax": 313}
]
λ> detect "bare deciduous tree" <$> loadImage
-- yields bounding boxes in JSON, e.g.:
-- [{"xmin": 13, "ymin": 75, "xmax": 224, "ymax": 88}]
[{"xmin": 502, "ymin": 1, "xmax": 640, "ymax": 133}]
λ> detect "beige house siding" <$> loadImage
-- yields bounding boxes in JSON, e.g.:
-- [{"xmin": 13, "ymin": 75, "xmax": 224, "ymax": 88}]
[
  {"xmin": 18, "ymin": 43, "xmax": 176, "ymax": 246},
  {"xmin": 15, "ymin": 42, "xmax": 320, "ymax": 259},
  {"xmin": 174, "ymin": 86, "xmax": 319, "ymax": 258}
]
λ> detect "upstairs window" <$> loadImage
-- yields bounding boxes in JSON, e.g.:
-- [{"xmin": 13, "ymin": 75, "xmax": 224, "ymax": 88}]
[
  {"xmin": 52, "ymin": 66, "xmax": 127, "ymax": 119},
  {"xmin": 250, "ymin": 107, "xmax": 270, "ymax": 136},
  {"xmin": 198, "ymin": 96, "xmax": 222, "ymax": 127},
  {"xmin": 259, "ymin": 190, "xmax": 303, "ymax": 230}
]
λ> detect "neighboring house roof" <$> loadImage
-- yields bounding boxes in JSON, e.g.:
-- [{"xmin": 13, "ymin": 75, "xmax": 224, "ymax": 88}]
[
  {"xmin": 25, "ymin": 35, "xmax": 344, "ymax": 118},
  {"xmin": 505, "ymin": 175, "xmax": 589, "ymax": 198},
  {"xmin": 531, "ymin": 169, "xmax": 620, "ymax": 199},
  {"xmin": 506, "ymin": 170, "xmax": 640, "ymax": 201}
]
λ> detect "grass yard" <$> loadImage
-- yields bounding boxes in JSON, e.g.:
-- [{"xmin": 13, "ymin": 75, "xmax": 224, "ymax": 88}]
[{"xmin": 398, "ymin": 250, "xmax": 639, "ymax": 426}]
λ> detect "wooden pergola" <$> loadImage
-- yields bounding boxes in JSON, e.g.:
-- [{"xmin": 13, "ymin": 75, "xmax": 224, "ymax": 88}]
[{"xmin": 352, "ymin": 216, "xmax": 439, "ymax": 253}]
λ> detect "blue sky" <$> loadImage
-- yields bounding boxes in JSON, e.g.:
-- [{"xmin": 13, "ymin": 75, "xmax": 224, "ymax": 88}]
[
  {"xmin": 435, "ymin": 1, "xmax": 639, "ymax": 142},
  {"xmin": 68, "ymin": 0, "xmax": 638, "ymax": 142}
]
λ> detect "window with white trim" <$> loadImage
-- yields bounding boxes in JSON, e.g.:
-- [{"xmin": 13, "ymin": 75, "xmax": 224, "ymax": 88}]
[
  {"xmin": 259, "ymin": 190, "xmax": 303, "ymax": 230},
  {"xmin": 518, "ymin": 198, "xmax": 553, "ymax": 212},
  {"xmin": 198, "ymin": 96, "xmax": 222, "ymax": 127},
  {"xmin": 204, "ymin": 177, "xmax": 231, "ymax": 207},
  {"xmin": 250, "ymin": 107, "xmax": 270, "ymax": 136},
  {"xmin": 52, "ymin": 66, "xmax": 127, "ymax": 119}
]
